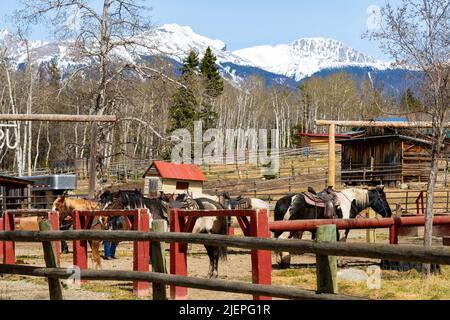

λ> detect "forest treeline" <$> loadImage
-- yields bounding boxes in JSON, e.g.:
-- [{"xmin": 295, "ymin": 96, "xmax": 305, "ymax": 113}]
[{"xmin": 0, "ymin": 47, "xmax": 424, "ymax": 174}]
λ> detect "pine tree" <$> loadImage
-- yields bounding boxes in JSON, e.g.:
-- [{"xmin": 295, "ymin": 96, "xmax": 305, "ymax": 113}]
[
  {"xmin": 198, "ymin": 47, "xmax": 224, "ymax": 129},
  {"xmin": 168, "ymin": 51, "xmax": 200, "ymax": 133},
  {"xmin": 400, "ymin": 88, "xmax": 422, "ymax": 111},
  {"xmin": 200, "ymin": 47, "xmax": 224, "ymax": 98},
  {"xmin": 181, "ymin": 51, "xmax": 200, "ymax": 78},
  {"xmin": 169, "ymin": 87, "xmax": 198, "ymax": 133}
]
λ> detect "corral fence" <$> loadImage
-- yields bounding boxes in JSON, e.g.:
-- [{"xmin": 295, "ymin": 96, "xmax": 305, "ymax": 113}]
[{"xmin": 2, "ymin": 209, "xmax": 450, "ymax": 300}]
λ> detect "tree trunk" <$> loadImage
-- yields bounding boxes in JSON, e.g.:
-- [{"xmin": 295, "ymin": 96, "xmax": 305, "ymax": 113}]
[{"xmin": 423, "ymin": 150, "xmax": 439, "ymax": 277}]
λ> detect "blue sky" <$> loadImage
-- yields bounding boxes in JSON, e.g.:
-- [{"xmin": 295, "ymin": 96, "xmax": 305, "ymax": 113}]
[{"xmin": 0, "ymin": 0, "xmax": 398, "ymax": 61}]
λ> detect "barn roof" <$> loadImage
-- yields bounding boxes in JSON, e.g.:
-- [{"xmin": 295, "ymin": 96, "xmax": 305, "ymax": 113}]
[
  {"xmin": 143, "ymin": 161, "xmax": 207, "ymax": 182},
  {"xmin": 337, "ymin": 134, "xmax": 432, "ymax": 145},
  {"xmin": 0, "ymin": 175, "xmax": 34, "ymax": 188}
]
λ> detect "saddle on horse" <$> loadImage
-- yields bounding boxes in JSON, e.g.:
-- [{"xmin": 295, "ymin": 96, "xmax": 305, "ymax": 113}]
[
  {"xmin": 233, "ymin": 197, "xmax": 253, "ymax": 210},
  {"xmin": 301, "ymin": 187, "xmax": 341, "ymax": 218}
]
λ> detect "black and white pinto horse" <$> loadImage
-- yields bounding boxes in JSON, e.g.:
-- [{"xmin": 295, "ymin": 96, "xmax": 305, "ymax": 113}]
[
  {"xmin": 274, "ymin": 186, "xmax": 393, "ymax": 267},
  {"xmin": 99, "ymin": 190, "xmax": 228, "ymax": 279}
]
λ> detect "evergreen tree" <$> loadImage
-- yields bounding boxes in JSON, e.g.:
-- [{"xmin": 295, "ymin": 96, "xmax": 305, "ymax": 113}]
[
  {"xmin": 181, "ymin": 51, "xmax": 200, "ymax": 78},
  {"xmin": 168, "ymin": 51, "xmax": 200, "ymax": 133},
  {"xmin": 198, "ymin": 47, "xmax": 224, "ymax": 129},
  {"xmin": 400, "ymin": 88, "xmax": 422, "ymax": 111},
  {"xmin": 200, "ymin": 47, "xmax": 224, "ymax": 98},
  {"xmin": 169, "ymin": 87, "xmax": 198, "ymax": 133}
]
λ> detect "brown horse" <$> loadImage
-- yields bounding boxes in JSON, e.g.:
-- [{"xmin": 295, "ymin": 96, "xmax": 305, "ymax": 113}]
[{"xmin": 52, "ymin": 195, "xmax": 108, "ymax": 270}]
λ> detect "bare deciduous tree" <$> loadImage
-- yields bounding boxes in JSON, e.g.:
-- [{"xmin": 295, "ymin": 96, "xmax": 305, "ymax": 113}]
[
  {"xmin": 17, "ymin": 0, "xmax": 156, "ymax": 195},
  {"xmin": 366, "ymin": 0, "xmax": 449, "ymax": 276}
]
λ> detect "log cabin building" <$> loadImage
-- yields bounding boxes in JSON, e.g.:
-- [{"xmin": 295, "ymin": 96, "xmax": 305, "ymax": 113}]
[
  {"xmin": 338, "ymin": 125, "xmax": 450, "ymax": 186},
  {"xmin": 0, "ymin": 175, "xmax": 33, "ymax": 212}
]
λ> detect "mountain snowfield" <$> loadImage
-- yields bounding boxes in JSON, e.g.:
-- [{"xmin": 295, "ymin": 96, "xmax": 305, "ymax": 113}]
[
  {"xmin": 0, "ymin": 23, "xmax": 398, "ymax": 86},
  {"xmin": 234, "ymin": 38, "xmax": 391, "ymax": 81}
]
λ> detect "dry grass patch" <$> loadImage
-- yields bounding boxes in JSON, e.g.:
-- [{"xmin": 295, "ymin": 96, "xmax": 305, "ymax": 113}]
[{"xmin": 271, "ymin": 265, "xmax": 450, "ymax": 300}]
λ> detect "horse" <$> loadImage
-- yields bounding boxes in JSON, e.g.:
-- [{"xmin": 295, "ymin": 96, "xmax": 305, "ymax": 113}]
[
  {"xmin": 274, "ymin": 186, "xmax": 393, "ymax": 268},
  {"xmin": 52, "ymin": 195, "xmax": 108, "ymax": 270},
  {"xmin": 171, "ymin": 193, "xmax": 228, "ymax": 279},
  {"xmin": 99, "ymin": 189, "xmax": 169, "ymax": 230},
  {"xmin": 99, "ymin": 190, "xmax": 228, "ymax": 279}
]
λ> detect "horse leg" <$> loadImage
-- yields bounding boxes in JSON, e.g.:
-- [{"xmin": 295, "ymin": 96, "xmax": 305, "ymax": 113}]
[
  {"xmin": 276, "ymin": 232, "xmax": 304, "ymax": 268},
  {"xmin": 91, "ymin": 241, "xmax": 102, "ymax": 270},
  {"xmin": 212, "ymin": 246, "xmax": 220, "ymax": 279},
  {"xmin": 204, "ymin": 245, "xmax": 216, "ymax": 279},
  {"xmin": 336, "ymin": 230, "xmax": 351, "ymax": 268}
]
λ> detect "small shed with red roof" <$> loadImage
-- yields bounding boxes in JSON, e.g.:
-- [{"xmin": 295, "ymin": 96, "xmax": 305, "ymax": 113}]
[{"xmin": 142, "ymin": 161, "xmax": 207, "ymax": 196}]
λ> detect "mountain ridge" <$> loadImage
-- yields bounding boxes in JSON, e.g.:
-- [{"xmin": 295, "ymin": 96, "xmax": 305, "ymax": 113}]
[{"xmin": 0, "ymin": 23, "xmax": 411, "ymax": 92}]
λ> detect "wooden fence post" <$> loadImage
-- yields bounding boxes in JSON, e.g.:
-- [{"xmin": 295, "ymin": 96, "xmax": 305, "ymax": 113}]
[
  {"xmin": 151, "ymin": 220, "xmax": 168, "ymax": 300},
  {"xmin": 0, "ymin": 218, "xmax": 3, "ymax": 261},
  {"xmin": 316, "ymin": 225, "xmax": 338, "ymax": 295},
  {"xmin": 39, "ymin": 219, "xmax": 63, "ymax": 300},
  {"xmin": 366, "ymin": 209, "xmax": 377, "ymax": 244}
]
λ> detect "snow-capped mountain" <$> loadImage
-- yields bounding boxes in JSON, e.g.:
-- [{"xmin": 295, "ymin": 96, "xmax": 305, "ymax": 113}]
[
  {"xmin": 148, "ymin": 24, "xmax": 253, "ymax": 66},
  {"xmin": 0, "ymin": 23, "xmax": 407, "ymax": 90},
  {"xmin": 234, "ymin": 38, "xmax": 391, "ymax": 81}
]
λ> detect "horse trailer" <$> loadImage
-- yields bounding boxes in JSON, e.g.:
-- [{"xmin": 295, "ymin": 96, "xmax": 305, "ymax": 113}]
[{"xmin": 19, "ymin": 175, "xmax": 78, "ymax": 209}]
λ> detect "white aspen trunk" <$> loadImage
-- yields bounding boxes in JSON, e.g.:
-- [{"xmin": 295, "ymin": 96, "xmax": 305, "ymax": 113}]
[
  {"xmin": 26, "ymin": 40, "xmax": 33, "ymax": 176},
  {"xmin": 33, "ymin": 121, "xmax": 43, "ymax": 170}
]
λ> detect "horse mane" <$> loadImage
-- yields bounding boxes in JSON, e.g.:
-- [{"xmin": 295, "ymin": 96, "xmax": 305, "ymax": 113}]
[{"xmin": 340, "ymin": 189, "xmax": 369, "ymax": 210}]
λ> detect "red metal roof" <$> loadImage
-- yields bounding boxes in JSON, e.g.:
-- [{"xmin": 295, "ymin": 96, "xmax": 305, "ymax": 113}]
[{"xmin": 144, "ymin": 161, "xmax": 207, "ymax": 182}]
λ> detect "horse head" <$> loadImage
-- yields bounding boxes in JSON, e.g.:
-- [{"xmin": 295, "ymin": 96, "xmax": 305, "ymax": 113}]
[
  {"xmin": 368, "ymin": 185, "xmax": 392, "ymax": 218},
  {"xmin": 98, "ymin": 190, "xmax": 114, "ymax": 210},
  {"xmin": 52, "ymin": 195, "xmax": 69, "ymax": 220}
]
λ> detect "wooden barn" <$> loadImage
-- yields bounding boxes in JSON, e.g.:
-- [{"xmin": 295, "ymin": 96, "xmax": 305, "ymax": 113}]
[
  {"xmin": 338, "ymin": 125, "xmax": 450, "ymax": 186},
  {"xmin": 142, "ymin": 161, "xmax": 207, "ymax": 197},
  {"xmin": 0, "ymin": 175, "xmax": 33, "ymax": 212},
  {"xmin": 297, "ymin": 131, "xmax": 364, "ymax": 148}
]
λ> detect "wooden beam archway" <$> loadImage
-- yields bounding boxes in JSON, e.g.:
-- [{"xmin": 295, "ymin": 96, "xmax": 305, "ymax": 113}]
[
  {"xmin": 315, "ymin": 120, "xmax": 450, "ymax": 188},
  {"xmin": 1, "ymin": 114, "xmax": 118, "ymax": 197}
]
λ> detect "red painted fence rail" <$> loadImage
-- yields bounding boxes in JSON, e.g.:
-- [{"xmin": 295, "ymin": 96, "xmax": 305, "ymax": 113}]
[{"xmin": 269, "ymin": 214, "xmax": 450, "ymax": 245}]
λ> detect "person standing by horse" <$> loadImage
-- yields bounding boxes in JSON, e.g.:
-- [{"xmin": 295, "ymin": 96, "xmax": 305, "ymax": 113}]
[{"xmin": 103, "ymin": 216, "xmax": 126, "ymax": 260}]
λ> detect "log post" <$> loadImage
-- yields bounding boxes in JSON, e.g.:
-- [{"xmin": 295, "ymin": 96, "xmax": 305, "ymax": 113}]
[
  {"xmin": 316, "ymin": 225, "xmax": 338, "ymax": 295},
  {"xmin": 151, "ymin": 220, "xmax": 168, "ymax": 300},
  {"xmin": 39, "ymin": 220, "xmax": 63, "ymax": 300},
  {"xmin": 328, "ymin": 124, "xmax": 336, "ymax": 188},
  {"xmin": 88, "ymin": 122, "xmax": 98, "ymax": 199},
  {"xmin": 366, "ymin": 209, "xmax": 377, "ymax": 244}
]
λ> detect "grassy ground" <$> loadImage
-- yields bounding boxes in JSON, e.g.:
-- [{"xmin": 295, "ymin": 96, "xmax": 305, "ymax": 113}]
[{"xmin": 272, "ymin": 265, "xmax": 450, "ymax": 300}]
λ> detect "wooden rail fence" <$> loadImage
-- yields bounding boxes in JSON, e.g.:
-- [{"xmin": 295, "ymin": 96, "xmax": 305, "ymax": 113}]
[{"xmin": 2, "ymin": 226, "xmax": 450, "ymax": 300}]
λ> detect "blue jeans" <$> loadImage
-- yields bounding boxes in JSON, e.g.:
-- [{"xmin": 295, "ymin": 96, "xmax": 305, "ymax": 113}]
[{"xmin": 104, "ymin": 241, "xmax": 119, "ymax": 258}]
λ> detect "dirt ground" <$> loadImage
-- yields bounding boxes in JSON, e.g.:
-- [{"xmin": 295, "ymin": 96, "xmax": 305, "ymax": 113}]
[{"xmin": 2, "ymin": 229, "xmax": 448, "ymax": 300}]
